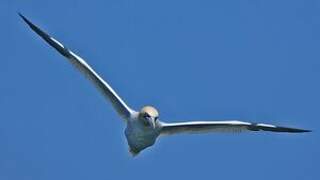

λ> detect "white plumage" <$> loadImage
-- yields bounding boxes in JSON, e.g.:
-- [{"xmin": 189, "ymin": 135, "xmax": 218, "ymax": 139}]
[{"xmin": 19, "ymin": 13, "xmax": 310, "ymax": 156}]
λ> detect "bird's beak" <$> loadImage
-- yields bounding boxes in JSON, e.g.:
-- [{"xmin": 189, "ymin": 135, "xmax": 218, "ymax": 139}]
[{"xmin": 149, "ymin": 119, "xmax": 156, "ymax": 129}]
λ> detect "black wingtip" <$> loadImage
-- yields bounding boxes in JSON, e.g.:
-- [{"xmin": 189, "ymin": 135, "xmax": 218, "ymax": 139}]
[
  {"xmin": 300, "ymin": 129, "xmax": 312, "ymax": 133},
  {"xmin": 17, "ymin": 12, "xmax": 23, "ymax": 17},
  {"xmin": 18, "ymin": 12, "xmax": 30, "ymax": 25},
  {"xmin": 254, "ymin": 123, "xmax": 312, "ymax": 133},
  {"xmin": 18, "ymin": 13, "xmax": 37, "ymax": 30},
  {"xmin": 18, "ymin": 13, "xmax": 50, "ymax": 42},
  {"xmin": 286, "ymin": 127, "xmax": 312, "ymax": 133},
  {"xmin": 18, "ymin": 13, "xmax": 72, "ymax": 58},
  {"xmin": 281, "ymin": 127, "xmax": 312, "ymax": 133}
]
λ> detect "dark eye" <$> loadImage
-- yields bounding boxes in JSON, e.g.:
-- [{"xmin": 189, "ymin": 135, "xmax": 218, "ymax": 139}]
[
  {"xmin": 154, "ymin": 117, "xmax": 158, "ymax": 121},
  {"xmin": 144, "ymin": 113, "xmax": 150, "ymax": 118}
]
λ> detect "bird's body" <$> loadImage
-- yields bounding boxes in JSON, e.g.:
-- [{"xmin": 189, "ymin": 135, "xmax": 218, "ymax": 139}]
[
  {"xmin": 124, "ymin": 106, "xmax": 162, "ymax": 155},
  {"xmin": 19, "ymin": 13, "xmax": 311, "ymax": 156},
  {"xmin": 125, "ymin": 116, "xmax": 160, "ymax": 155}
]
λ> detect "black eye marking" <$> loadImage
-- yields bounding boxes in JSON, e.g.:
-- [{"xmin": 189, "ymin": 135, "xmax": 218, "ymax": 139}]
[
  {"xmin": 144, "ymin": 113, "xmax": 151, "ymax": 118},
  {"xmin": 154, "ymin": 117, "xmax": 158, "ymax": 121}
]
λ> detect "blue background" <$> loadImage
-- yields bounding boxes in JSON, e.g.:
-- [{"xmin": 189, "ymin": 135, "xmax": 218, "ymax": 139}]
[{"xmin": 1, "ymin": 0, "xmax": 319, "ymax": 179}]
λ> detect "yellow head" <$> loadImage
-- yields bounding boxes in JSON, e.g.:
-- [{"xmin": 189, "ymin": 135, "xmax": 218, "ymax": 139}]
[{"xmin": 139, "ymin": 106, "xmax": 159, "ymax": 128}]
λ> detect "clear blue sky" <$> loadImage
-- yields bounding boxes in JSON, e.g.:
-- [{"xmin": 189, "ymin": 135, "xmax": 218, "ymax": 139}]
[{"xmin": 1, "ymin": 0, "xmax": 319, "ymax": 179}]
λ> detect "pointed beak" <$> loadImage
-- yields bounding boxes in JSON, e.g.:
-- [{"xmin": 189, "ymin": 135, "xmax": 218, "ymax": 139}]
[{"xmin": 149, "ymin": 119, "xmax": 156, "ymax": 129}]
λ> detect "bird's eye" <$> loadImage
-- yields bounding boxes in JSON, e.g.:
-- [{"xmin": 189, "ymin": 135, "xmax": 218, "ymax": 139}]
[
  {"xmin": 144, "ymin": 113, "xmax": 150, "ymax": 118},
  {"xmin": 155, "ymin": 117, "xmax": 158, "ymax": 121}
]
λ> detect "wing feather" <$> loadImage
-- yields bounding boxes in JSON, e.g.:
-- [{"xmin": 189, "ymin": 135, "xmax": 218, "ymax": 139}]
[
  {"xmin": 19, "ymin": 13, "xmax": 135, "ymax": 120},
  {"xmin": 160, "ymin": 120, "xmax": 311, "ymax": 135}
]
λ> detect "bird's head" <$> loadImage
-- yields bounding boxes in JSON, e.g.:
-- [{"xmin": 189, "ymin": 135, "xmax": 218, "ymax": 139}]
[{"xmin": 139, "ymin": 106, "xmax": 159, "ymax": 129}]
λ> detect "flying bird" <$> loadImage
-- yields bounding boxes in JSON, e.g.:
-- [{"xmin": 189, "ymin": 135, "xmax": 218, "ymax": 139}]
[{"xmin": 19, "ymin": 14, "xmax": 310, "ymax": 156}]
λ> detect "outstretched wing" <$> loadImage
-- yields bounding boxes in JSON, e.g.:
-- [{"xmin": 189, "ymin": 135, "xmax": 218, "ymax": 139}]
[
  {"xmin": 160, "ymin": 120, "xmax": 311, "ymax": 135},
  {"xmin": 19, "ymin": 13, "xmax": 135, "ymax": 120}
]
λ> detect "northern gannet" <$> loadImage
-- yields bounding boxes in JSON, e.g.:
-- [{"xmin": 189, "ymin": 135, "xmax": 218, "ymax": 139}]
[{"xmin": 19, "ymin": 14, "xmax": 311, "ymax": 156}]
